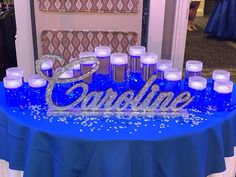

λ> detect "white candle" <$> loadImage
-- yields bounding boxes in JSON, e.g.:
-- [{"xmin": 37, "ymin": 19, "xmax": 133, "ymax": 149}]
[
  {"xmin": 157, "ymin": 59, "xmax": 173, "ymax": 71},
  {"xmin": 164, "ymin": 68, "xmax": 182, "ymax": 81},
  {"xmin": 140, "ymin": 53, "xmax": 158, "ymax": 81},
  {"xmin": 3, "ymin": 76, "xmax": 23, "ymax": 89},
  {"xmin": 79, "ymin": 52, "xmax": 97, "ymax": 66},
  {"xmin": 56, "ymin": 68, "xmax": 74, "ymax": 79},
  {"xmin": 69, "ymin": 58, "xmax": 80, "ymax": 70},
  {"xmin": 110, "ymin": 53, "xmax": 128, "ymax": 65},
  {"xmin": 129, "ymin": 46, "xmax": 146, "ymax": 72},
  {"xmin": 140, "ymin": 53, "xmax": 158, "ymax": 65},
  {"xmin": 214, "ymin": 80, "xmax": 233, "ymax": 94},
  {"xmin": 212, "ymin": 70, "xmax": 230, "ymax": 81},
  {"xmin": 110, "ymin": 53, "xmax": 128, "ymax": 83},
  {"xmin": 188, "ymin": 76, "xmax": 207, "ymax": 91},
  {"xmin": 95, "ymin": 46, "xmax": 111, "ymax": 57},
  {"xmin": 186, "ymin": 60, "xmax": 203, "ymax": 72},
  {"xmin": 129, "ymin": 46, "xmax": 146, "ymax": 57},
  {"xmin": 6, "ymin": 67, "xmax": 24, "ymax": 78},
  {"xmin": 41, "ymin": 60, "xmax": 53, "ymax": 70},
  {"xmin": 28, "ymin": 75, "xmax": 47, "ymax": 88},
  {"xmin": 95, "ymin": 46, "xmax": 111, "ymax": 75}
]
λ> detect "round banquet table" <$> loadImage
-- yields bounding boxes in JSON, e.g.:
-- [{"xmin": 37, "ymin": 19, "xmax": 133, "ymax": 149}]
[{"xmin": 0, "ymin": 83, "xmax": 236, "ymax": 177}]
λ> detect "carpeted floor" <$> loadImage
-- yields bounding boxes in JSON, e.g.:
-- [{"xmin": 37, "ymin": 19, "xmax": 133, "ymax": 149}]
[
  {"xmin": 184, "ymin": 26, "xmax": 236, "ymax": 68},
  {"xmin": 184, "ymin": 17, "xmax": 236, "ymax": 82}
]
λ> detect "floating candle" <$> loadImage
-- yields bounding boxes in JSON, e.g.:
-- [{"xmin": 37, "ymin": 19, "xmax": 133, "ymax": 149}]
[
  {"xmin": 110, "ymin": 53, "xmax": 128, "ymax": 65},
  {"xmin": 140, "ymin": 53, "xmax": 158, "ymax": 65},
  {"xmin": 212, "ymin": 70, "xmax": 230, "ymax": 81},
  {"xmin": 129, "ymin": 46, "xmax": 146, "ymax": 90},
  {"xmin": 28, "ymin": 75, "xmax": 47, "ymax": 105},
  {"xmin": 140, "ymin": 53, "xmax": 158, "ymax": 81},
  {"xmin": 28, "ymin": 75, "xmax": 47, "ymax": 88},
  {"xmin": 70, "ymin": 57, "xmax": 81, "ymax": 78},
  {"xmin": 129, "ymin": 46, "xmax": 146, "ymax": 57},
  {"xmin": 95, "ymin": 46, "xmax": 111, "ymax": 75},
  {"xmin": 186, "ymin": 60, "xmax": 203, "ymax": 72},
  {"xmin": 56, "ymin": 68, "xmax": 74, "ymax": 79},
  {"xmin": 157, "ymin": 59, "xmax": 173, "ymax": 71},
  {"xmin": 111, "ymin": 53, "xmax": 128, "ymax": 83},
  {"xmin": 95, "ymin": 46, "xmax": 111, "ymax": 58},
  {"xmin": 79, "ymin": 52, "xmax": 97, "ymax": 65},
  {"xmin": 53, "ymin": 69, "xmax": 74, "ymax": 106},
  {"xmin": 156, "ymin": 59, "xmax": 173, "ymax": 80},
  {"xmin": 214, "ymin": 80, "xmax": 233, "ymax": 94},
  {"xmin": 41, "ymin": 60, "xmax": 53, "ymax": 70},
  {"xmin": 185, "ymin": 60, "xmax": 203, "ymax": 80},
  {"xmin": 188, "ymin": 76, "xmax": 207, "ymax": 91},
  {"xmin": 41, "ymin": 59, "xmax": 53, "ymax": 77},
  {"xmin": 3, "ymin": 76, "xmax": 24, "ymax": 106},
  {"xmin": 212, "ymin": 80, "xmax": 234, "ymax": 111},
  {"xmin": 6, "ymin": 67, "xmax": 24, "ymax": 78},
  {"xmin": 164, "ymin": 68, "xmax": 182, "ymax": 81},
  {"xmin": 3, "ymin": 76, "xmax": 23, "ymax": 89},
  {"xmin": 69, "ymin": 58, "xmax": 80, "ymax": 70},
  {"xmin": 79, "ymin": 52, "xmax": 97, "ymax": 83}
]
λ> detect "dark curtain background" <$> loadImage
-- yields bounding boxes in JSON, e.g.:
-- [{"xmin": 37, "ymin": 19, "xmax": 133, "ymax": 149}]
[{"xmin": 0, "ymin": 8, "xmax": 17, "ymax": 80}]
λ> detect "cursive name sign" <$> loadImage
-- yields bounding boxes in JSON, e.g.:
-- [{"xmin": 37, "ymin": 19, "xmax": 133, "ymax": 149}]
[{"xmin": 36, "ymin": 55, "xmax": 194, "ymax": 114}]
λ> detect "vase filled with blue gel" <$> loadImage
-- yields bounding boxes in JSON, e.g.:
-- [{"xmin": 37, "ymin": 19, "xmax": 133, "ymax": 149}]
[
  {"xmin": 28, "ymin": 74, "xmax": 47, "ymax": 105},
  {"xmin": 79, "ymin": 52, "xmax": 97, "ymax": 91},
  {"xmin": 185, "ymin": 60, "xmax": 203, "ymax": 84},
  {"xmin": 129, "ymin": 45, "xmax": 146, "ymax": 91},
  {"xmin": 187, "ymin": 76, "xmax": 207, "ymax": 109},
  {"xmin": 6, "ymin": 67, "xmax": 25, "ymax": 88},
  {"xmin": 110, "ymin": 53, "xmax": 129, "ymax": 94},
  {"xmin": 164, "ymin": 68, "xmax": 182, "ymax": 94},
  {"xmin": 3, "ymin": 76, "xmax": 25, "ymax": 107},
  {"xmin": 93, "ymin": 46, "xmax": 112, "ymax": 90},
  {"xmin": 69, "ymin": 57, "xmax": 81, "ymax": 78},
  {"xmin": 156, "ymin": 59, "xmax": 173, "ymax": 91},
  {"xmin": 41, "ymin": 59, "xmax": 53, "ymax": 77},
  {"xmin": 52, "ymin": 69, "xmax": 75, "ymax": 106},
  {"xmin": 140, "ymin": 53, "xmax": 158, "ymax": 82},
  {"xmin": 212, "ymin": 80, "xmax": 234, "ymax": 111}
]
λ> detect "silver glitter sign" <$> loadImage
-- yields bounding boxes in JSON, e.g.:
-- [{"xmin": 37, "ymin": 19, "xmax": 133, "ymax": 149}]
[{"xmin": 36, "ymin": 55, "xmax": 194, "ymax": 116}]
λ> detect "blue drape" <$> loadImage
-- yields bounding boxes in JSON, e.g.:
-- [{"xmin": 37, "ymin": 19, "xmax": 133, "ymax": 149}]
[{"xmin": 205, "ymin": 0, "xmax": 236, "ymax": 39}]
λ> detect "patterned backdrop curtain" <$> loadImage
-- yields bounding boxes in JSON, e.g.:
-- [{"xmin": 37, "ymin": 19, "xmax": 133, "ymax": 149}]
[
  {"xmin": 41, "ymin": 30, "xmax": 138, "ymax": 61},
  {"xmin": 38, "ymin": 0, "xmax": 139, "ymax": 13}
]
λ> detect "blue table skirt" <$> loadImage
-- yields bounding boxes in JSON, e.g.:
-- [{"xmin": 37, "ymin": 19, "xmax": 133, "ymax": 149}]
[{"xmin": 0, "ymin": 84, "xmax": 236, "ymax": 177}]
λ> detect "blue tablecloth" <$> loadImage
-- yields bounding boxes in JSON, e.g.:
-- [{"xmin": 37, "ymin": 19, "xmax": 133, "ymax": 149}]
[{"xmin": 0, "ymin": 83, "xmax": 236, "ymax": 177}]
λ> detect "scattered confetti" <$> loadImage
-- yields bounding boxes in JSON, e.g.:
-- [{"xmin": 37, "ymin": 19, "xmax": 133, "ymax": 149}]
[{"xmin": 10, "ymin": 99, "xmax": 233, "ymax": 135}]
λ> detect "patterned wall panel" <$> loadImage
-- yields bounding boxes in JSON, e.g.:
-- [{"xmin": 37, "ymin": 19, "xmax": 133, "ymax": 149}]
[
  {"xmin": 41, "ymin": 30, "xmax": 138, "ymax": 61},
  {"xmin": 38, "ymin": 0, "xmax": 139, "ymax": 13}
]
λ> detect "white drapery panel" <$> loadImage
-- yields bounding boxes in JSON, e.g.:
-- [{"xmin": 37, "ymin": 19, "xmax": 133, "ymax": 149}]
[
  {"xmin": 0, "ymin": 160, "xmax": 23, "ymax": 177},
  {"xmin": 207, "ymin": 149, "xmax": 236, "ymax": 177},
  {"xmin": 1, "ymin": 148, "xmax": 236, "ymax": 177}
]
